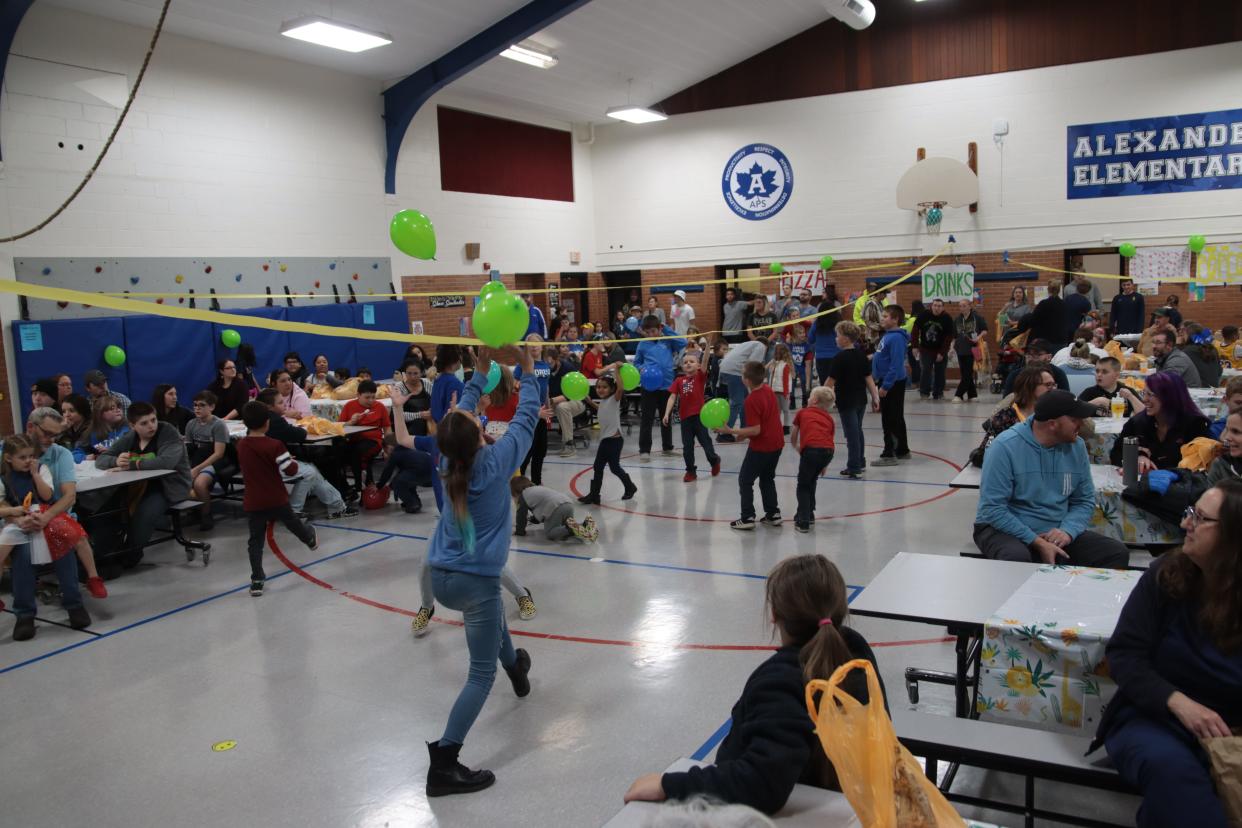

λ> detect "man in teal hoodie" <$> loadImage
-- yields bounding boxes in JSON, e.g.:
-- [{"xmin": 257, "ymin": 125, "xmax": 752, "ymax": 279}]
[{"xmin": 974, "ymin": 390, "xmax": 1129, "ymax": 568}]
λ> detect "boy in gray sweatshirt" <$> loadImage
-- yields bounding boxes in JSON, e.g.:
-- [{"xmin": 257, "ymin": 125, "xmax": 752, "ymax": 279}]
[{"xmin": 511, "ymin": 476, "xmax": 598, "ymax": 542}]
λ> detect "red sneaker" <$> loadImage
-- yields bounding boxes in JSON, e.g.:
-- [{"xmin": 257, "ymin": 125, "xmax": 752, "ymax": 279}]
[
  {"xmin": 710, "ymin": 460, "xmax": 721, "ymax": 477},
  {"xmin": 87, "ymin": 577, "xmax": 108, "ymax": 599},
  {"xmin": 683, "ymin": 472, "xmax": 697, "ymax": 483}
]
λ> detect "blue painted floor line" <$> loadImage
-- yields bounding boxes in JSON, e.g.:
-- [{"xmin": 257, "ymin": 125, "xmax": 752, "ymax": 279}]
[
  {"xmin": 0, "ymin": 536, "xmax": 389, "ymax": 677},
  {"xmin": 311, "ymin": 523, "xmax": 866, "ymax": 593}
]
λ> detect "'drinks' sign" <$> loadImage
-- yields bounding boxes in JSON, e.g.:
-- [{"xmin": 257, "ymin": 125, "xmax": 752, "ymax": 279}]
[
  {"xmin": 1067, "ymin": 108, "xmax": 1242, "ymax": 199},
  {"xmin": 921, "ymin": 265, "xmax": 975, "ymax": 303}
]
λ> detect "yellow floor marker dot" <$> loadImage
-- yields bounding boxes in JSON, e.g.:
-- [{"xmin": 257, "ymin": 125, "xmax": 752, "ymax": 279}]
[{"xmin": 212, "ymin": 741, "xmax": 237, "ymax": 752}]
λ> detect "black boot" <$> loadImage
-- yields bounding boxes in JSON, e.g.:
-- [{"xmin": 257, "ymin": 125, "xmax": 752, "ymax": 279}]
[
  {"xmin": 504, "ymin": 648, "xmax": 531, "ymax": 698},
  {"xmin": 426, "ymin": 741, "xmax": 495, "ymax": 797},
  {"xmin": 620, "ymin": 476, "xmax": 637, "ymax": 501},
  {"xmin": 578, "ymin": 478, "xmax": 602, "ymax": 505}
]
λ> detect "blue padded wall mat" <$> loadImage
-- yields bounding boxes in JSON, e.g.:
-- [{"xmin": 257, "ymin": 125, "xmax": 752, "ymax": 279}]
[
  {"xmin": 211, "ymin": 306, "xmax": 289, "ymax": 387},
  {"xmin": 13, "ymin": 317, "xmax": 130, "ymax": 423},
  {"xmin": 351, "ymin": 302, "xmax": 410, "ymax": 378},
  {"xmin": 122, "ymin": 314, "xmax": 217, "ymax": 409},
  {"xmin": 286, "ymin": 304, "xmax": 358, "ymax": 375}
]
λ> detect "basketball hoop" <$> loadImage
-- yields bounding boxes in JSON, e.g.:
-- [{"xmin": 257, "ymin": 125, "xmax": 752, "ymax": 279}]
[{"xmin": 918, "ymin": 201, "xmax": 946, "ymax": 236}]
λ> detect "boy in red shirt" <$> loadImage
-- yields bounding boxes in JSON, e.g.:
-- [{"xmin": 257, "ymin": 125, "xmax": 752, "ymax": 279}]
[
  {"xmin": 662, "ymin": 353, "xmax": 722, "ymax": 482},
  {"xmin": 237, "ymin": 401, "xmax": 317, "ymax": 596},
  {"xmin": 790, "ymin": 385, "xmax": 837, "ymax": 533},
  {"xmin": 715, "ymin": 361, "xmax": 785, "ymax": 530},
  {"xmin": 338, "ymin": 380, "xmax": 392, "ymax": 491}
]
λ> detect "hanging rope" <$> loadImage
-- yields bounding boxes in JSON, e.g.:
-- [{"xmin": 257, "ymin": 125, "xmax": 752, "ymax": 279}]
[{"xmin": 0, "ymin": 0, "xmax": 172, "ymax": 243}]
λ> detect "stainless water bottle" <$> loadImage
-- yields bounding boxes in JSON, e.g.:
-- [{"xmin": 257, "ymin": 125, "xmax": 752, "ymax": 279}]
[{"xmin": 1122, "ymin": 436, "xmax": 1139, "ymax": 488}]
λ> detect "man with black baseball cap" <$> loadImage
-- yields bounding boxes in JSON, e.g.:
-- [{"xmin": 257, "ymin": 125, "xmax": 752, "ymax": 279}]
[
  {"xmin": 973, "ymin": 390, "xmax": 1129, "ymax": 568},
  {"xmin": 83, "ymin": 369, "xmax": 132, "ymax": 418}
]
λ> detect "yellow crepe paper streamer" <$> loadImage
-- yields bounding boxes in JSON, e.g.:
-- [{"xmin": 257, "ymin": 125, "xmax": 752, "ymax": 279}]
[
  {"xmin": 0, "ymin": 249, "xmax": 944, "ymax": 347},
  {"xmin": 1011, "ymin": 258, "xmax": 1195, "ymax": 284}
]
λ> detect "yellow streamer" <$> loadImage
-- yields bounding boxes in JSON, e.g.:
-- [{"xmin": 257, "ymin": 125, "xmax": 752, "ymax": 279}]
[
  {"xmin": 0, "ymin": 249, "xmax": 945, "ymax": 347},
  {"xmin": 1012, "ymin": 259, "xmax": 1195, "ymax": 284}
]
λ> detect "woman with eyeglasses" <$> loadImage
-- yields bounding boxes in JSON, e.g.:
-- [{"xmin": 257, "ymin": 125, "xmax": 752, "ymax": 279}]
[
  {"xmin": 1109, "ymin": 371, "xmax": 1210, "ymax": 472},
  {"xmin": 396, "ymin": 359, "xmax": 432, "ymax": 438},
  {"xmin": 969, "ymin": 366, "xmax": 1054, "ymax": 467},
  {"xmin": 1094, "ymin": 477, "xmax": 1242, "ymax": 828},
  {"xmin": 207, "ymin": 359, "xmax": 249, "ymax": 421}
]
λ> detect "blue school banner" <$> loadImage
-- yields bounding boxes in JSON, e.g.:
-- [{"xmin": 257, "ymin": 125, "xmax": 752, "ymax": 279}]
[{"xmin": 1066, "ymin": 108, "xmax": 1242, "ymax": 199}]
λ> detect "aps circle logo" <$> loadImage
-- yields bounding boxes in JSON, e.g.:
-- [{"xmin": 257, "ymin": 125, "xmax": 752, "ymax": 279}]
[{"xmin": 722, "ymin": 143, "xmax": 793, "ymax": 220}]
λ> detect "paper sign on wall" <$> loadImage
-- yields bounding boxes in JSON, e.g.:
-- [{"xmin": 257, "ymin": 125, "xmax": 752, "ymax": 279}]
[
  {"xmin": 1195, "ymin": 243, "xmax": 1242, "ymax": 286},
  {"xmin": 777, "ymin": 268, "xmax": 830, "ymax": 296},
  {"xmin": 410, "ymin": 320, "xmax": 424, "ymax": 336},
  {"xmin": 1129, "ymin": 245, "xmax": 1190, "ymax": 292},
  {"xmin": 921, "ymin": 264, "xmax": 975, "ymax": 303},
  {"xmin": 18, "ymin": 323, "xmax": 42, "ymax": 352},
  {"xmin": 363, "ymin": 304, "xmax": 376, "ymax": 325}
]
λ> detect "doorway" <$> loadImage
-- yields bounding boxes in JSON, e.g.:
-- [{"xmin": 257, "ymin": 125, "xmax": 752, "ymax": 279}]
[{"xmin": 603, "ymin": 270, "xmax": 642, "ymax": 332}]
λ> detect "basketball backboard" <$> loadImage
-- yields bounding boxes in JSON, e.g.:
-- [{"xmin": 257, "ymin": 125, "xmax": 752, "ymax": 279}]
[{"xmin": 896, "ymin": 157, "xmax": 979, "ymax": 209}]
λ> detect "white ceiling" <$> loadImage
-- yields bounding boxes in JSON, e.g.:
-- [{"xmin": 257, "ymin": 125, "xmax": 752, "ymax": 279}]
[{"xmin": 41, "ymin": 0, "xmax": 835, "ymax": 123}]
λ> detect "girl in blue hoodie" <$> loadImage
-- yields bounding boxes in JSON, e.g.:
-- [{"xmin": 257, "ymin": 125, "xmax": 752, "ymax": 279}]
[
  {"xmin": 424, "ymin": 344, "xmax": 540, "ymax": 798},
  {"xmin": 871, "ymin": 305, "xmax": 911, "ymax": 464}
]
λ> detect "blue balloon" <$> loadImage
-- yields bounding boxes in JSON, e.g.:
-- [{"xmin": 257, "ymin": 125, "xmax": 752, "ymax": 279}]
[
  {"xmin": 640, "ymin": 364, "xmax": 665, "ymax": 391},
  {"xmin": 625, "ymin": 316, "xmax": 639, "ymax": 333},
  {"xmin": 483, "ymin": 361, "xmax": 502, "ymax": 393}
]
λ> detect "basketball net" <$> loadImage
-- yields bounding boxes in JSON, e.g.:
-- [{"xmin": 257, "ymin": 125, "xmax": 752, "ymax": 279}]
[{"xmin": 918, "ymin": 201, "xmax": 946, "ymax": 236}]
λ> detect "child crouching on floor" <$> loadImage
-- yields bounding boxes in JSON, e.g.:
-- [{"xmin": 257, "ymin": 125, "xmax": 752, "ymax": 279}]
[{"xmin": 511, "ymin": 476, "xmax": 597, "ymax": 542}]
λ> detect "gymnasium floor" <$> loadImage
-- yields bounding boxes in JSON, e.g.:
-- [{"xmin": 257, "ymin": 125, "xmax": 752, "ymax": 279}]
[{"xmin": 0, "ymin": 396, "xmax": 1136, "ymax": 827}]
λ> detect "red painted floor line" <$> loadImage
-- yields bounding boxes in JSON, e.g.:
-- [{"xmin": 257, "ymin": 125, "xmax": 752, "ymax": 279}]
[
  {"xmin": 268, "ymin": 529, "xmax": 956, "ymax": 653},
  {"xmin": 567, "ymin": 446, "xmax": 962, "ymax": 523}
]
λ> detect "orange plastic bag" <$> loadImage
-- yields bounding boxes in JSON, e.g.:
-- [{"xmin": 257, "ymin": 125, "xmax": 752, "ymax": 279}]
[{"xmin": 806, "ymin": 659, "xmax": 965, "ymax": 828}]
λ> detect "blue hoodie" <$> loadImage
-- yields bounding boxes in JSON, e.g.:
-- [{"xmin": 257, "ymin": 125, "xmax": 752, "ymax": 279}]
[
  {"xmin": 807, "ymin": 322, "xmax": 840, "ymax": 361},
  {"xmin": 428, "ymin": 370, "xmax": 539, "ymax": 577},
  {"xmin": 976, "ymin": 420, "xmax": 1095, "ymax": 544},
  {"xmin": 871, "ymin": 328, "xmax": 910, "ymax": 390},
  {"xmin": 634, "ymin": 325, "xmax": 686, "ymax": 388},
  {"xmin": 430, "ymin": 372, "xmax": 465, "ymax": 422}
]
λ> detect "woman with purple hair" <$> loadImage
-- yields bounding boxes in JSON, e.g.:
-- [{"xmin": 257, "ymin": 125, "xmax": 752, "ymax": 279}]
[{"xmin": 1110, "ymin": 371, "xmax": 1211, "ymax": 472}]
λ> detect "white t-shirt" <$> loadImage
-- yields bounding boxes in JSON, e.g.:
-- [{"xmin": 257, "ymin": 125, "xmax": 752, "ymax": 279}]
[
  {"xmin": 1051, "ymin": 343, "xmax": 1109, "ymax": 366},
  {"xmin": 719, "ymin": 340, "xmax": 768, "ymax": 376},
  {"xmin": 671, "ymin": 302, "xmax": 696, "ymax": 336}
]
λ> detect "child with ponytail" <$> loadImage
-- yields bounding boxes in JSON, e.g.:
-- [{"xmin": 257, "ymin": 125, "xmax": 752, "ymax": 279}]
[
  {"xmin": 423, "ymin": 344, "xmax": 540, "ymax": 799},
  {"xmin": 624, "ymin": 554, "xmax": 886, "ymax": 815}
]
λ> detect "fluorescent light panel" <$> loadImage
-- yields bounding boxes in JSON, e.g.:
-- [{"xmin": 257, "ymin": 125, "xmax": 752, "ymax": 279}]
[
  {"xmin": 281, "ymin": 17, "xmax": 392, "ymax": 53},
  {"xmin": 606, "ymin": 105, "xmax": 667, "ymax": 124},
  {"xmin": 499, "ymin": 43, "xmax": 558, "ymax": 69}
]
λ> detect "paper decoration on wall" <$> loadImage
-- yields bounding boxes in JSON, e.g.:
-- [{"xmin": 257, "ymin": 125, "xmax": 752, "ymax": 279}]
[
  {"xmin": 1188, "ymin": 282, "xmax": 1207, "ymax": 301},
  {"xmin": 1129, "ymin": 246, "xmax": 1190, "ymax": 293},
  {"xmin": 1195, "ymin": 243, "xmax": 1242, "ymax": 286},
  {"xmin": 19, "ymin": 324, "xmax": 43, "ymax": 352}
]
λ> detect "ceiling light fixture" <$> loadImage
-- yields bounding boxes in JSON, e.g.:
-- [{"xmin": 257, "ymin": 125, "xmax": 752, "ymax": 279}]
[
  {"xmin": 499, "ymin": 43, "xmax": 559, "ymax": 69},
  {"xmin": 605, "ymin": 105, "xmax": 667, "ymax": 124},
  {"xmin": 280, "ymin": 17, "xmax": 392, "ymax": 53}
]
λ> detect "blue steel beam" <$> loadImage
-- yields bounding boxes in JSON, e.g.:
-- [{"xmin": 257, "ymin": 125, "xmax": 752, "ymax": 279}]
[
  {"xmin": 382, "ymin": 0, "xmax": 594, "ymax": 194},
  {"xmin": 0, "ymin": 0, "xmax": 36, "ymax": 161}
]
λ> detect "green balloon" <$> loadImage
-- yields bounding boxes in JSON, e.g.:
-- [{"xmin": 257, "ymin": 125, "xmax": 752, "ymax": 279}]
[
  {"xmin": 619, "ymin": 362, "xmax": 640, "ymax": 392},
  {"xmin": 1119, "ymin": 242, "xmax": 1137, "ymax": 258},
  {"xmin": 389, "ymin": 209, "xmax": 437, "ymax": 260},
  {"xmin": 820, "ymin": 255, "xmax": 835, "ymax": 271},
  {"xmin": 479, "ymin": 281, "xmax": 507, "ymax": 300},
  {"xmin": 700, "ymin": 397, "xmax": 729, "ymax": 430},
  {"xmin": 1188, "ymin": 235, "xmax": 1207, "ymax": 254},
  {"xmin": 221, "ymin": 328, "xmax": 241, "ymax": 348},
  {"xmin": 769, "ymin": 261, "xmax": 784, "ymax": 275},
  {"xmin": 103, "ymin": 345, "xmax": 126, "ymax": 367},
  {"xmin": 472, "ymin": 293, "xmax": 528, "ymax": 347},
  {"xmin": 562, "ymin": 371, "xmax": 589, "ymax": 401}
]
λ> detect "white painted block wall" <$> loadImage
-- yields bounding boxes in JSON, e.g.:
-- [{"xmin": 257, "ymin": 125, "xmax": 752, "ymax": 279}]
[{"xmin": 589, "ymin": 41, "xmax": 1242, "ymax": 269}]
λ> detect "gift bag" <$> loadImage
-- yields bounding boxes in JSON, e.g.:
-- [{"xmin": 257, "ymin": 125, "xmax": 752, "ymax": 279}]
[
  {"xmin": 806, "ymin": 659, "xmax": 965, "ymax": 828},
  {"xmin": 1204, "ymin": 733, "xmax": 1242, "ymax": 827},
  {"xmin": 42, "ymin": 511, "xmax": 86, "ymax": 560}
]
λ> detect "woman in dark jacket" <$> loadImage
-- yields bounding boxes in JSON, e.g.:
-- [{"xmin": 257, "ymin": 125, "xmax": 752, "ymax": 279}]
[
  {"xmin": 151, "ymin": 384, "xmax": 192, "ymax": 433},
  {"xmin": 1097, "ymin": 478, "xmax": 1242, "ymax": 828},
  {"xmin": 1110, "ymin": 371, "xmax": 1210, "ymax": 471},
  {"xmin": 206, "ymin": 359, "xmax": 250, "ymax": 420},
  {"xmin": 624, "ymin": 555, "xmax": 886, "ymax": 815}
]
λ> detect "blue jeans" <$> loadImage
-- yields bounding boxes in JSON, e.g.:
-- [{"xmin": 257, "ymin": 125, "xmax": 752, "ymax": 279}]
[
  {"xmin": 795, "ymin": 447, "xmax": 833, "ymax": 524},
  {"xmin": 723, "ymin": 373, "xmax": 747, "ymax": 429},
  {"xmin": 837, "ymin": 405, "xmax": 866, "ymax": 473},
  {"xmin": 431, "ymin": 567, "xmax": 519, "ymax": 746},
  {"xmin": 1106, "ymin": 709, "xmax": 1229, "ymax": 828},
  {"xmin": 10, "ymin": 542, "xmax": 83, "ymax": 618},
  {"xmin": 289, "ymin": 462, "xmax": 345, "ymax": 513},
  {"xmin": 379, "ymin": 446, "xmax": 437, "ymax": 511}
]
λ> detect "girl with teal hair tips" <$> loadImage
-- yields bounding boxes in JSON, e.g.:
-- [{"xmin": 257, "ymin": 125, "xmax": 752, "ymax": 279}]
[{"xmin": 424, "ymin": 343, "xmax": 541, "ymax": 798}]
